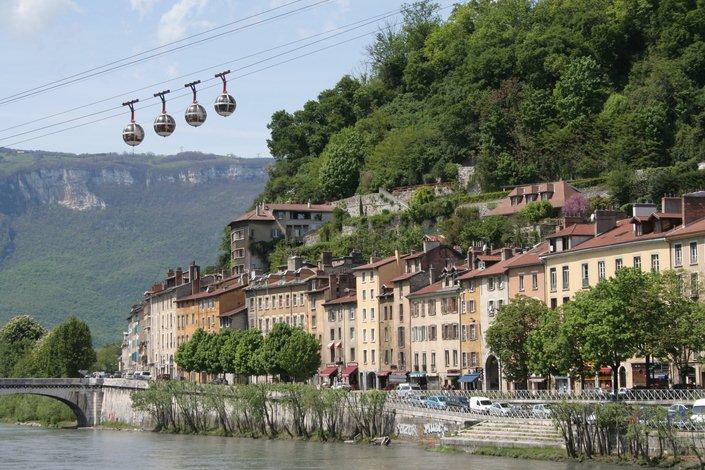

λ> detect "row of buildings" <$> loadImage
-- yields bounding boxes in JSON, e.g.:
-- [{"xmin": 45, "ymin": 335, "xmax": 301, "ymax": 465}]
[{"xmin": 121, "ymin": 181, "xmax": 705, "ymax": 392}]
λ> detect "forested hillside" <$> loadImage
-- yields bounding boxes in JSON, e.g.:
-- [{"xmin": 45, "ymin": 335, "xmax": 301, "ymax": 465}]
[
  {"xmin": 259, "ymin": 0, "xmax": 705, "ymax": 203},
  {"xmin": 0, "ymin": 150, "xmax": 270, "ymax": 344}
]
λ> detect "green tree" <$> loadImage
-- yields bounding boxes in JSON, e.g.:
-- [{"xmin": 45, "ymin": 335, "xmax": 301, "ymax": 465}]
[
  {"xmin": 258, "ymin": 323, "xmax": 295, "ymax": 379},
  {"xmin": 219, "ymin": 329, "xmax": 242, "ymax": 374},
  {"xmin": 34, "ymin": 316, "xmax": 96, "ymax": 378},
  {"xmin": 318, "ymin": 127, "xmax": 368, "ymax": 200},
  {"xmin": 485, "ymin": 296, "xmax": 548, "ymax": 388},
  {"xmin": 0, "ymin": 315, "xmax": 45, "ymax": 377},
  {"xmin": 280, "ymin": 328, "xmax": 321, "ymax": 382},
  {"xmin": 518, "ymin": 200, "xmax": 554, "ymax": 222},
  {"xmin": 553, "ymin": 56, "xmax": 607, "ymax": 125},
  {"xmin": 234, "ymin": 329, "xmax": 265, "ymax": 377},
  {"xmin": 92, "ymin": 341, "xmax": 121, "ymax": 373}
]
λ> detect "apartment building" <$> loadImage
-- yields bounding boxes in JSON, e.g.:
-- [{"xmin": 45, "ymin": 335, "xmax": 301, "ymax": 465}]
[
  {"xmin": 487, "ymin": 180, "xmax": 582, "ymax": 217},
  {"xmin": 120, "ymin": 303, "xmax": 144, "ymax": 374},
  {"xmin": 353, "ymin": 254, "xmax": 404, "ymax": 390},
  {"xmin": 406, "ymin": 267, "xmax": 465, "ymax": 389},
  {"xmin": 229, "ymin": 203, "xmax": 334, "ymax": 275},
  {"xmin": 541, "ymin": 201, "xmax": 686, "ymax": 389},
  {"xmin": 320, "ymin": 292, "xmax": 358, "ymax": 388}
]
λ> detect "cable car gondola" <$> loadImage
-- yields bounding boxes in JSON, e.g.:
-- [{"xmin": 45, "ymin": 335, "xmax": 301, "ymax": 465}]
[
  {"xmin": 214, "ymin": 70, "xmax": 236, "ymax": 117},
  {"xmin": 153, "ymin": 89, "xmax": 176, "ymax": 137},
  {"xmin": 184, "ymin": 80, "xmax": 207, "ymax": 127},
  {"xmin": 121, "ymin": 99, "xmax": 144, "ymax": 146}
]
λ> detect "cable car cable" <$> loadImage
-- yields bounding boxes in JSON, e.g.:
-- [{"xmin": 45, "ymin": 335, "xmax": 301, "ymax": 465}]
[
  {"xmin": 0, "ymin": 0, "xmax": 318, "ymax": 104},
  {"xmin": 0, "ymin": 0, "xmax": 333, "ymax": 106},
  {"xmin": 0, "ymin": 7, "xmax": 410, "ymax": 141}
]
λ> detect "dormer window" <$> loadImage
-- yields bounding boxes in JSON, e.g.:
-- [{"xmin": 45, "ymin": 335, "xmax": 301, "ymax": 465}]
[
  {"xmin": 540, "ymin": 191, "xmax": 553, "ymax": 200},
  {"xmin": 634, "ymin": 223, "xmax": 643, "ymax": 236},
  {"xmin": 510, "ymin": 195, "xmax": 522, "ymax": 206}
]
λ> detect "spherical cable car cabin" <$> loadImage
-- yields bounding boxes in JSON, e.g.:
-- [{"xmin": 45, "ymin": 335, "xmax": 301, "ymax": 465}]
[
  {"xmin": 121, "ymin": 99, "xmax": 144, "ymax": 147},
  {"xmin": 153, "ymin": 89, "xmax": 176, "ymax": 137},
  {"xmin": 214, "ymin": 70, "xmax": 236, "ymax": 117},
  {"xmin": 184, "ymin": 80, "xmax": 207, "ymax": 127}
]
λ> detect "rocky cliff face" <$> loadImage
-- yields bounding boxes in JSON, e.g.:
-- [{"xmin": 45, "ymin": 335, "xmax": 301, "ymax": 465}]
[{"xmin": 2, "ymin": 161, "xmax": 268, "ymax": 212}]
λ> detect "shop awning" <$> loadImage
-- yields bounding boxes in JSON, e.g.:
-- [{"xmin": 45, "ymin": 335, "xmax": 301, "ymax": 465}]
[
  {"xmin": 446, "ymin": 369, "xmax": 461, "ymax": 377},
  {"xmin": 529, "ymin": 377, "xmax": 546, "ymax": 383},
  {"xmin": 391, "ymin": 371, "xmax": 409, "ymax": 380},
  {"xmin": 599, "ymin": 367, "xmax": 612, "ymax": 375},
  {"xmin": 458, "ymin": 372, "xmax": 481, "ymax": 383},
  {"xmin": 327, "ymin": 341, "xmax": 342, "ymax": 349},
  {"xmin": 319, "ymin": 365, "xmax": 338, "ymax": 377},
  {"xmin": 410, "ymin": 371, "xmax": 427, "ymax": 378},
  {"xmin": 341, "ymin": 365, "xmax": 358, "ymax": 378},
  {"xmin": 377, "ymin": 370, "xmax": 392, "ymax": 377}
]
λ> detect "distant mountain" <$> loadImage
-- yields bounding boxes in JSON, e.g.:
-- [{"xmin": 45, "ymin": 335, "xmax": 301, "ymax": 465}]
[{"xmin": 0, "ymin": 149, "xmax": 271, "ymax": 344}]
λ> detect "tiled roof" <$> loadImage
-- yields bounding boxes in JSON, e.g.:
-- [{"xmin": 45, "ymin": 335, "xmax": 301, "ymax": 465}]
[
  {"xmin": 353, "ymin": 255, "xmax": 399, "ymax": 271},
  {"xmin": 390, "ymin": 271, "xmax": 426, "ymax": 283},
  {"xmin": 545, "ymin": 224, "xmax": 594, "ymax": 239},
  {"xmin": 488, "ymin": 180, "xmax": 581, "ymax": 216},
  {"xmin": 458, "ymin": 257, "xmax": 514, "ymax": 280},
  {"xmin": 667, "ymin": 216, "xmax": 705, "ymax": 239},
  {"xmin": 547, "ymin": 219, "xmax": 674, "ymax": 255},
  {"xmin": 323, "ymin": 293, "xmax": 357, "ymax": 306},
  {"xmin": 406, "ymin": 280, "xmax": 445, "ymax": 298},
  {"xmin": 232, "ymin": 203, "xmax": 334, "ymax": 223},
  {"xmin": 477, "ymin": 254, "xmax": 501, "ymax": 262},
  {"xmin": 220, "ymin": 305, "xmax": 247, "ymax": 317},
  {"xmin": 177, "ymin": 282, "xmax": 244, "ymax": 302},
  {"xmin": 504, "ymin": 242, "xmax": 549, "ymax": 269}
]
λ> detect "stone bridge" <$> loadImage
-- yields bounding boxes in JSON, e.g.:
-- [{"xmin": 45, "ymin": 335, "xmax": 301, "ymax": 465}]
[{"xmin": 0, "ymin": 378, "xmax": 147, "ymax": 427}]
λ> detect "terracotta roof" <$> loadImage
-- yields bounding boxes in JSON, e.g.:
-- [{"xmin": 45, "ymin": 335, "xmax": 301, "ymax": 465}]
[
  {"xmin": 667, "ymin": 216, "xmax": 705, "ymax": 240},
  {"xmin": 177, "ymin": 282, "xmax": 245, "ymax": 302},
  {"xmin": 477, "ymin": 254, "xmax": 501, "ymax": 262},
  {"xmin": 505, "ymin": 242, "xmax": 549, "ymax": 269},
  {"xmin": 390, "ymin": 271, "xmax": 426, "ymax": 283},
  {"xmin": 220, "ymin": 305, "xmax": 247, "ymax": 317},
  {"xmin": 324, "ymin": 293, "xmax": 357, "ymax": 306},
  {"xmin": 353, "ymin": 255, "xmax": 399, "ymax": 271},
  {"xmin": 406, "ymin": 280, "xmax": 444, "ymax": 298},
  {"xmin": 548, "ymin": 219, "xmax": 674, "ymax": 255},
  {"xmin": 487, "ymin": 180, "xmax": 581, "ymax": 216},
  {"xmin": 403, "ymin": 251, "xmax": 426, "ymax": 260},
  {"xmin": 231, "ymin": 203, "xmax": 333, "ymax": 223},
  {"xmin": 458, "ymin": 257, "xmax": 514, "ymax": 280},
  {"xmin": 545, "ymin": 224, "xmax": 594, "ymax": 239}
]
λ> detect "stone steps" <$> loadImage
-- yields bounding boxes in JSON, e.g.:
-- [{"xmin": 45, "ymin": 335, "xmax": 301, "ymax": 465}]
[{"xmin": 443, "ymin": 420, "xmax": 565, "ymax": 449}]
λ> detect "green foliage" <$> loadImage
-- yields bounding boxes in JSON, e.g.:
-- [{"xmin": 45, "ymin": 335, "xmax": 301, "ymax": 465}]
[
  {"xmin": 279, "ymin": 328, "xmax": 322, "ymax": 381},
  {"xmin": 518, "ymin": 200, "xmax": 554, "ymax": 222},
  {"xmin": 0, "ymin": 395, "xmax": 75, "ymax": 426},
  {"xmin": 0, "ymin": 315, "xmax": 45, "ymax": 377},
  {"xmin": 485, "ymin": 296, "xmax": 548, "ymax": 386},
  {"xmin": 92, "ymin": 341, "xmax": 121, "ymax": 373},
  {"xmin": 37, "ymin": 316, "xmax": 97, "ymax": 378}
]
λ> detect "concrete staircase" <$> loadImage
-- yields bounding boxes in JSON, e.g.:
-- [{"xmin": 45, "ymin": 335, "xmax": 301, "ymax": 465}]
[{"xmin": 441, "ymin": 419, "xmax": 564, "ymax": 449}]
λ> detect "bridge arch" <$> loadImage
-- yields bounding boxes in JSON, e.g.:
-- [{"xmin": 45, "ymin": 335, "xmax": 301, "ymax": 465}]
[{"xmin": 0, "ymin": 389, "xmax": 89, "ymax": 427}]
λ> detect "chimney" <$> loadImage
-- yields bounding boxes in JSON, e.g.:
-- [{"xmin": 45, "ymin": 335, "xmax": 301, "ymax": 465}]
[
  {"xmin": 287, "ymin": 254, "xmax": 303, "ymax": 272},
  {"xmin": 319, "ymin": 251, "xmax": 333, "ymax": 269},
  {"xmin": 501, "ymin": 247, "xmax": 513, "ymax": 261},
  {"xmin": 307, "ymin": 199, "xmax": 312, "ymax": 208},
  {"xmin": 483, "ymin": 244, "xmax": 490, "ymax": 255},
  {"xmin": 329, "ymin": 275, "xmax": 339, "ymax": 300},
  {"xmin": 591, "ymin": 210, "xmax": 620, "ymax": 236},
  {"xmin": 189, "ymin": 261, "xmax": 201, "ymax": 295},
  {"xmin": 167, "ymin": 268, "xmax": 174, "ymax": 278},
  {"xmin": 423, "ymin": 236, "xmax": 440, "ymax": 253},
  {"xmin": 429, "ymin": 266, "xmax": 437, "ymax": 284},
  {"xmin": 632, "ymin": 203, "xmax": 657, "ymax": 218},
  {"xmin": 683, "ymin": 192, "xmax": 705, "ymax": 225},
  {"xmin": 662, "ymin": 196, "xmax": 682, "ymax": 214},
  {"xmin": 175, "ymin": 267, "xmax": 183, "ymax": 285}
]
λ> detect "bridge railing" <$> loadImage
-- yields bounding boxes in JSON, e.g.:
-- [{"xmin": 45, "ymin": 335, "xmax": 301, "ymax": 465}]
[{"xmin": 387, "ymin": 389, "xmax": 705, "ymax": 402}]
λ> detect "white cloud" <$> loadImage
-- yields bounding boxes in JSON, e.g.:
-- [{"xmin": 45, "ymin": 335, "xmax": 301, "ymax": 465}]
[
  {"xmin": 0, "ymin": 0, "xmax": 78, "ymax": 34},
  {"xmin": 129, "ymin": 0, "xmax": 161, "ymax": 17},
  {"xmin": 158, "ymin": 0, "xmax": 207, "ymax": 44}
]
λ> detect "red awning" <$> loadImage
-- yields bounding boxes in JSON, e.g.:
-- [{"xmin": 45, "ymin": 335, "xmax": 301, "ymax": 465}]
[
  {"xmin": 599, "ymin": 367, "xmax": 612, "ymax": 375},
  {"xmin": 377, "ymin": 370, "xmax": 392, "ymax": 377},
  {"xmin": 327, "ymin": 341, "xmax": 335, "ymax": 349},
  {"xmin": 319, "ymin": 365, "xmax": 338, "ymax": 377},
  {"xmin": 341, "ymin": 365, "xmax": 358, "ymax": 378}
]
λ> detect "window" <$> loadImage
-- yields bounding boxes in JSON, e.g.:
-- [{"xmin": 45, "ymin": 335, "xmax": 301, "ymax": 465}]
[
  {"xmin": 370, "ymin": 307, "xmax": 375, "ymax": 320},
  {"xmin": 428, "ymin": 325, "xmax": 437, "ymax": 341},
  {"xmin": 470, "ymin": 352, "xmax": 478, "ymax": 367},
  {"xmin": 488, "ymin": 300, "xmax": 495, "ymax": 316},
  {"xmin": 691, "ymin": 242, "xmax": 699, "ymax": 265},
  {"xmin": 363, "ymin": 329, "xmax": 367, "ymax": 342},
  {"xmin": 469, "ymin": 324, "xmax": 478, "ymax": 340},
  {"xmin": 349, "ymin": 308, "xmax": 355, "ymax": 321},
  {"xmin": 461, "ymin": 324, "xmax": 467, "ymax": 341},
  {"xmin": 371, "ymin": 289, "xmax": 374, "ymax": 298},
  {"xmin": 615, "ymin": 258, "xmax": 623, "ymax": 271},
  {"xmin": 371, "ymin": 328, "xmax": 375, "ymax": 342},
  {"xmin": 488, "ymin": 277, "xmax": 495, "ymax": 291},
  {"xmin": 453, "ymin": 350, "xmax": 458, "ymax": 367},
  {"xmin": 271, "ymin": 228, "xmax": 283, "ymax": 238},
  {"xmin": 651, "ymin": 254, "xmax": 660, "ymax": 273},
  {"xmin": 549, "ymin": 268, "xmax": 557, "ymax": 292},
  {"xmin": 362, "ymin": 308, "xmax": 367, "ymax": 321},
  {"xmin": 350, "ymin": 347, "xmax": 356, "ymax": 361},
  {"xmin": 469, "ymin": 279, "xmax": 476, "ymax": 292},
  {"xmin": 232, "ymin": 229, "xmax": 245, "ymax": 240},
  {"xmin": 399, "ymin": 304, "xmax": 403, "ymax": 321},
  {"xmin": 362, "ymin": 272, "xmax": 366, "ymax": 282},
  {"xmin": 462, "ymin": 352, "xmax": 468, "ymax": 368},
  {"xmin": 444, "ymin": 350, "xmax": 449, "ymax": 367},
  {"xmin": 598, "ymin": 261, "xmax": 605, "ymax": 281},
  {"xmin": 532, "ymin": 273, "xmax": 538, "ymax": 290},
  {"xmin": 371, "ymin": 349, "xmax": 376, "ymax": 365},
  {"xmin": 350, "ymin": 327, "xmax": 355, "ymax": 340},
  {"xmin": 363, "ymin": 350, "xmax": 368, "ymax": 364},
  {"xmin": 330, "ymin": 328, "xmax": 335, "ymax": 341},
  {"xmin": 397, "ymin": 327, "xmax": 405, "ymax": 347},
  {"xmin": 518, "ymin": 274, "xmax": 525, "ymax": 291},
  {"xmin": 469, "ymin": 300, "xmax": 476, "ymax": 312},
  {"xmin": 675, "ymin": 244, "xmax": 683, "ymax": 267},
  {"xmin": 581, "ymin": 263, "xmax": 589, "ymax": 288},
  {"xmin": 633, "ymin": 256, "xmax": 642, "ymax": 269},
  {"xmin": 562, "ymin": 266, "xmax": 569, "ymax": 290},
  {"xmin": 362, "ymin": 290, "xmax": 366, "ymax": 300},
  {"xmin": 234, "ymin": 248, "xmax": 245, "ymax": 259},
  {"xmin": 414, "ymin": 353, "xmax": 419, "ymax": 370}
]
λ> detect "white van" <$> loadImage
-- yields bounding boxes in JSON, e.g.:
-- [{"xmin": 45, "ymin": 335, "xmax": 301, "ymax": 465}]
[
  {"xmin": 469, "ymin": 396, "xmax": 493, "ymax": 414},
  {"xmin": 691, "ymin": 399, "xmax": 705, "ymax": 424}
]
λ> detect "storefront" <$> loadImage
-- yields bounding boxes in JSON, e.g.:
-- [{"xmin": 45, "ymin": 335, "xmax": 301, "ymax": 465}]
[
  {"xmin": 597, "ymin": 366, "xmax": 612, "ymax": 390},
  {"xmin": 389, "ymin": 371, "xmax": 409, "ymax": 388},
  {"xmin": 458, "ymin": 372, "xmax": 481, "ymax": 390},
  {"xmin": 553, "ymin": 376, "xmax": 571, "ymax": 393},
  {"xmin": 318, "ymin": 364, "xmax": 338, "ymax": 387},
  {"xmin": 377, "ymin": 370, "xmax": 392, "ymax": 390},
  {"xmin": 341, "ymin": 362, "xmax": 358, "ymax": 389},
  {"xmin": 445, "ymin": 370, "xmax": 461, "ymax": 389},
  {"xmin": 528, "ymin": 376, "xmax": 548, "ymax": 391},
  {"xmin": 410, "ymin": 370, "xmax": 427, "ymax": 389}
]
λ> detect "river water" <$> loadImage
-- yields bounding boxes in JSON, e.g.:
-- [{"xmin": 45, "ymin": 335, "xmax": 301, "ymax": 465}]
[{"xmin": 0, "ymin": 424, "xmax": 625, "ymax": 469}]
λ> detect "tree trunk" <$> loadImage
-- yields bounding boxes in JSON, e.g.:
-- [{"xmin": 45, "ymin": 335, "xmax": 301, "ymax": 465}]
[
  {"xmin": 645, "ymin": 354, "xmax": 651, "ymax": 389},
  {"xmin": 612, "ymin": 365, "xmax": 619, "ymax": 396}
]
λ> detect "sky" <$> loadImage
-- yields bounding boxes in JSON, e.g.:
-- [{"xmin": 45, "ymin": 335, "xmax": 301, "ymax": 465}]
[{"xmin": 0, "ymin": 0, "xmax": 445, "ymax": 158}]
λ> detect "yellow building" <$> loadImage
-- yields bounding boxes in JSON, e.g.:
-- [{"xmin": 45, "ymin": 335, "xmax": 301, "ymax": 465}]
[{"xmin": 541, "ymin": 203, "xmax": 683, "ymax": 389}]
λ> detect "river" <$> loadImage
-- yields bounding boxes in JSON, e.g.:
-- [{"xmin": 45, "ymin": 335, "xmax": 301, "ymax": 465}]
[{"xmin": 0, "ymin": 424, "xmax": 626, "ymax": 469}]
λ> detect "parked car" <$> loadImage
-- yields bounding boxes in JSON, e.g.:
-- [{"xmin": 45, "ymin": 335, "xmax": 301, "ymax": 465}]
[
  {"xmin": 469, "ymin": 396, "xmax": 493, "ymax": 414},
  {"xmin": 690, "ymin": 399, "xmax": 705, "ymax": 425},
  {"xmin": 133, "ymin": 371, "xmax": 151, "ymax": 381},
  {"xmin": 489, "ymin": 402, "xmax": 515, "ymax": 417},
  {"xmin": 425, "ymin": 395, "xmax": 448, "ymax": 410},
  {"xmin": 211, "ymin": 377, "xmax": 228, "ymax": 385},
  {"xmin": 396, "ymin": 383, "xmax": 421, "ymax": 397},
  {"xmin": 445, "ymin": 396, "xmax": 470, "ymax": 411},
  {"xmin": 331, "ymin": 383, "xmax": 352, "ymax": 391},
  {"xmin": 532, "ymin": 403, "xmax": 552, "ymax": 419},
  {"xmin": 406, "ymin": 392, "xmax": 426, "ymax": 407}
]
